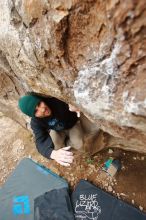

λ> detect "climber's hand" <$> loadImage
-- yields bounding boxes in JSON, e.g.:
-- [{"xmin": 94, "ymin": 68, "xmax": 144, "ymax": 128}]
[
  {"xmin": 50, "ymin": 146, "xmax": 74, "ymax": 166},
  {"xmin": 69, "ymin": 104, "xmax": 80, "ymax": 117}
]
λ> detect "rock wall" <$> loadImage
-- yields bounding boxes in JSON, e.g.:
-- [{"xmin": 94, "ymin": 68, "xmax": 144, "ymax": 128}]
[{"xmin": 0, "ymin": 0, "xmax": 146, "ymax": 153}]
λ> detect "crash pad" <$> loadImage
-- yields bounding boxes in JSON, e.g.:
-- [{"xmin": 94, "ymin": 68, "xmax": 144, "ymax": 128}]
[
  {"xmin": 0, "ymin": 158, "xmax": 68, "ymax": 220},
  {"xmin": 71, "ymin": 179, "xmax": 146, "ymax": 220},
  {"xmin": 34, "ymin": 188, "xmax": 75, "ymax": 220}
]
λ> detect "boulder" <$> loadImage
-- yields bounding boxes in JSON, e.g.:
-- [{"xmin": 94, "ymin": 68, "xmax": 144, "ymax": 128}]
[{"xmin": 0, "ymin": 0, "xmax": 145, "ymax": 153}]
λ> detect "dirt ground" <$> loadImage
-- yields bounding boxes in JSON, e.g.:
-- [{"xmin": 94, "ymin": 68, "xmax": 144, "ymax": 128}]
[
  {"xmin": 49, "ymin": 148, "xmax": 146, "ymax": 213},
  {"xmin": 0, "ymin": 132, "xmax": 146, "ymax": 214}
]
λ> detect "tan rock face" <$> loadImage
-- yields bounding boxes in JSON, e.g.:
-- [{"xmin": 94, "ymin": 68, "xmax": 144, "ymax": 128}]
[{"xmin": 0, "ymin": 0, "xmax": 146, "ymax": 153}]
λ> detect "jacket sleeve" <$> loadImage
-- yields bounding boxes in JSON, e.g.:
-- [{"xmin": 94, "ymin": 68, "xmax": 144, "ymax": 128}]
[{"xmin": 31, "ymin": 119, "xmax": 54, "ymax": 159}]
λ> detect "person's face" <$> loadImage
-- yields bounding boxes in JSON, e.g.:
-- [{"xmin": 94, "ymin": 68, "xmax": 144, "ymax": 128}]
[{"xmin": 35, "ymin": 101, "xmax": 52, "ymax": 118}]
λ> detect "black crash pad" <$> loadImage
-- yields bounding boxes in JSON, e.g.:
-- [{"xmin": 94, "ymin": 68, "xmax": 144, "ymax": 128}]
[
  {"xmin": 34, "ymin": 188, "xmax": 75, "ymax": 220},
  {"xmin": 71, "ymin": 180, "xmax": 146, "ymax": 220}
]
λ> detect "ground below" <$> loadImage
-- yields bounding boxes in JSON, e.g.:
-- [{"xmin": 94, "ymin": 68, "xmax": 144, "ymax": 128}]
[
  {"xmin": 0, "ymin": 127, "xmax": 146, "ymax": 213},
  {"xmin": 49, "ymin": 148, "xmax": 146, "ymax": 213}
]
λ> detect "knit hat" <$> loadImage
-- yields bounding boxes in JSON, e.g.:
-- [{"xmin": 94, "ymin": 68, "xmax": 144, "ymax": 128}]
[{"xmin": 18, "ymin": 95, "xmax": 41, "ymax": 117}]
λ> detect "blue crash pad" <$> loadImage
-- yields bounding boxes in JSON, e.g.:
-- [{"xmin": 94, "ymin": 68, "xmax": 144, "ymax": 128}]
[{"xmin": 0, "ymin": 158, "xmax": 68, "ymax": 220}]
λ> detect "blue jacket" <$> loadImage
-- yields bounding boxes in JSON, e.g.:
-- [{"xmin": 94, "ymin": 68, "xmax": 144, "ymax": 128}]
[{"xmin": 31, "ymin": 97, "xmax": 78, "ymax": 159}]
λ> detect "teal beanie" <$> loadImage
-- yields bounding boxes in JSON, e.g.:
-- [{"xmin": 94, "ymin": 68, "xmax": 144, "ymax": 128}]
[{"xmin": 18, "ymin": 95, "xmax": 41, "ymax": 117}]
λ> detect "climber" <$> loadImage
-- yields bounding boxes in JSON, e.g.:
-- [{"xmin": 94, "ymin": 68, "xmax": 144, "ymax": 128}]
[{"xmin": 18, "ymin": 94, "xmax": 83, "ymax": 166}]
